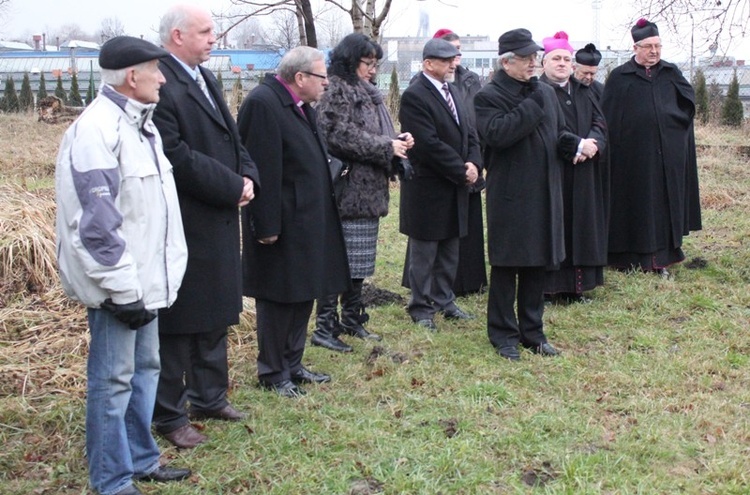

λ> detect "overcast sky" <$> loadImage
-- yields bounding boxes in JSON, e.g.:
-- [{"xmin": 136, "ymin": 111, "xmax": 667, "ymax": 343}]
[{"xmin": 2, "ymin": 0, "xmax": 749, "ymax": 62}]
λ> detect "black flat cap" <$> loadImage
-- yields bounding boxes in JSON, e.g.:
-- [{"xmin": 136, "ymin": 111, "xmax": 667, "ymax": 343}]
[
  {"xmin": 99, "ymin": 36, "xmax": 169, "ymax": 70},
  {"xmin": 631, "ymin": 18, "xmax": 659, "ymax": 43},
  {"xmin": 575, "ymin": 43, "xmax": 602, "ymax": 66},
  {"xmin": 423, "ymin": 38, "xmax": 460, "ymax": 60},
  {"xmin": 497, "ymin": 28, "xmax": 542, "ymax": 56}
]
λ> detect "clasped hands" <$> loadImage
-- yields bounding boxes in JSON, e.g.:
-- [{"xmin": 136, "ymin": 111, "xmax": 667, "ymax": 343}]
[{"xmin": 573, "ymin": 138, "xmax": 598, "ymax": 164}]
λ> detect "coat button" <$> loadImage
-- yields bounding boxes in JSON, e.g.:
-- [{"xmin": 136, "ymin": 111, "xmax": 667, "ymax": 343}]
[{"xmin": 223, "ymin": 134, "xmax": 230, "ymax": 141}]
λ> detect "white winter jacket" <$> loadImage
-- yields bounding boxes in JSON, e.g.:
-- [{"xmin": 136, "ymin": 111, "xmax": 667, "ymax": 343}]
[{"xmin": 55, "ymin": 85, "xmax": 188, "ymax": 310}]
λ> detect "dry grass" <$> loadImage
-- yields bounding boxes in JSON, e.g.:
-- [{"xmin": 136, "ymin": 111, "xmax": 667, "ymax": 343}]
[{"xmin": 2, "ymin": 114, "xmax": 750, "ymax": 494}]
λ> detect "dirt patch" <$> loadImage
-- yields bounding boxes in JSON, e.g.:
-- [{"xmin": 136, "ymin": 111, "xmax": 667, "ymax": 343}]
[{"xmin": 362, "ymin": 283, "xmax": 405, "ymax": 307}]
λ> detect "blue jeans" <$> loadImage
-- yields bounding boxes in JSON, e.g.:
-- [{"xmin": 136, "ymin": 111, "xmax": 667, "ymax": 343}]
[{"xmin": 86, "ymin": 308, "xmax": 161, "ymax": 495}]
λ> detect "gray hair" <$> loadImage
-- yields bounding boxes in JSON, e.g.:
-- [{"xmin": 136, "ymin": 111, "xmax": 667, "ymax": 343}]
[
  {"xmin": 497, "ymin": 51, "xmax": 515, "ymax": 71},
  {"xmin": 100, "ymin": 61, "xmax": 150, "ymax": 88},
  {"xmin": 277, "ymin": 46, "xmax": 324, "ymax": 83},
  {"xmin": 159, "ymin": 5, "xmax": 192, "ymax": 45},
  {"xmin": 100, "ymin": 68, "xmax": 128, "ymax": 87}
]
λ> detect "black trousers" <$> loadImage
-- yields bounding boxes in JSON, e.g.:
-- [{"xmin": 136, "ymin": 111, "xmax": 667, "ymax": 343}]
[
  {"xmin": 255, "ymin": 299, "xmax": 314, "ymax": 385},
  {"xmin": 153, "ymin": 327, "xmax": 229, "ymax": 434},
  {"xmin": 487, "ymin": 266, "xmax": 547, "ymax": 349}
]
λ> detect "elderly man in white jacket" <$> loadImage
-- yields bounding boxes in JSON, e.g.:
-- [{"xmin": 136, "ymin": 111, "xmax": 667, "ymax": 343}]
[{"xmin": 55, "ymin": 36, "xmax": 189, "ymax": 495}]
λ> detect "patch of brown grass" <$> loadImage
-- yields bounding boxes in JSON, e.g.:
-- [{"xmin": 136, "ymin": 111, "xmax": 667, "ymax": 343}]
[{"xmin": 0, "ymin": 113, "xmax": 68, "ymax": 181}]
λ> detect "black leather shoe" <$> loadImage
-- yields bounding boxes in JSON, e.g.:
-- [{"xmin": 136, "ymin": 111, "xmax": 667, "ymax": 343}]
[
  {"xmin": 135, "ymin": 466, "xmax": 191, "ymax": 483},
  {"xmin": 525, "ymin": 342, "xmax": 560, "ymax": 357},
  {"xmin": 311, "ymin": 331, "xmax": 353, "ymax": 352},
  {"xmin": 115, "ymin": 485, "xmax": 143, "ymax": 495},
  {"xmin": 443, "ymin": 307, "xmax": 475, "ymax": 320},
  {"xmin": 189, "ymin": 403, "xmax": 246, "ymax": 421},
  {"xmin": 414, "ymin": 318, "xmax": 438, "ymax": 331},
  {"xmin": 291, "ymin": 366, "xmax": 331, "ymax": 385},
  {"xmin": 260, "ymin": 379, "xmax": 306, "ymax": 398},
  {"xmin": 343, "ymin": 325, "xmax": 382, "ymax": 341},
  {"xmin": 497, "ymin": 345, "xmax": 521, "ymax": 361}
]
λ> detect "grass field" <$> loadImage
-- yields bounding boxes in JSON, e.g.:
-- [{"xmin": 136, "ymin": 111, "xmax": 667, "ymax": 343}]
[{"xmin": 1, "ymin": 114, "xmax": 749, "ymax": 494}]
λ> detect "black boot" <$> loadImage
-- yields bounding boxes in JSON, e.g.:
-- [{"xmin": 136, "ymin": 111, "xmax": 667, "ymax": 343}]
[
  {"xmin": 311, "ymin": 294, "xmax": 353, "ymax": 353},
  {"xmin": 340, "ymin": 279, "xmax": 381, "ymax": 341}
]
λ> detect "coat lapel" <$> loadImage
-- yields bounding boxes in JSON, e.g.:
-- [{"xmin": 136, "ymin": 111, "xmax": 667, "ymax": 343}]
[{"xmin": 162, "ymin": 57, "xmax": 227, "ymax": 129}]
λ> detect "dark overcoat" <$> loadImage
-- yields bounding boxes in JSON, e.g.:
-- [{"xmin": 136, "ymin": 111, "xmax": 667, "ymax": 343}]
[
  {"xmin": 398, "ymin": 73, "xmax": 482, "ymax": 241},
  {"xmin": 316, "ymin": 75, "xmax": 393, "ymax": 220},
  {"xmin": 153, "ymin": 56, "xmax": 260, "ymax": 334},
  {"xmin": 238, "ymin": 74, "xmax": 350, "ymax": 304},
  {"xmin": 474, "ymin": 71, "xmax": 577, "ymax": 268},
  {"xmin": 601, "ymin": 58, "xmax": 701, "ymax": 256},
  {"xmin": 541, "ymin": 74, "xmax": 610, "ymax": 266}
]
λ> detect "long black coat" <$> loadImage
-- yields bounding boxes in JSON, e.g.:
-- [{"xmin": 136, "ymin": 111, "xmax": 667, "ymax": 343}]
[
  {"xmin": 238, "ymin": 74, "xmax": 350, "ymax": 304},
  {"xmin": 153, "ymin": 56, "xmax": 260, "ymax": 334},
  {"xmin": 541, "ymin": 74, "xmax": 609, "ymax": 266},
  {"xmin": 601, "ymin": 58, "xmax": 701, "ymax": 256},
  {"xmin": 474, "ymin": 71, "xmax": 577, "ymax": 268},
  {"xmin": 398, "ymin": 73, "xmax": 482, "ymax": 241}
]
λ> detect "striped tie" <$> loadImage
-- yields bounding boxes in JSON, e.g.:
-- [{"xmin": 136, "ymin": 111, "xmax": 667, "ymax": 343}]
[
  {"xmin": 196, "ymin": 71, "xmax": 216, "ymax": 110},
  {"xmin": 442, "ymin": 83, "xmax": 459, "ymax": 124}
]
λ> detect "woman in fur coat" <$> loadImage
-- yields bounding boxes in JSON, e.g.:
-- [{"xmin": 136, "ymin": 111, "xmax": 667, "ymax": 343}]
[{"xmin": 312, "ymin": 33, "xmax": 414, "ymax": 352}]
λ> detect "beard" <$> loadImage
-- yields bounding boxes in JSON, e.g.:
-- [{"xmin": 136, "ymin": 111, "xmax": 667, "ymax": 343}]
[{"xmin": 444, "ymin": 72, "xmax": 456, "ymax": 83}]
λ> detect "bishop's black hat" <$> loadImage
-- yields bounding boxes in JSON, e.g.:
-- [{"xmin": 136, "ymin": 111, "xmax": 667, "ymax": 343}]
[
  {"xmin": 575, "ymin": 43, "xmax": 602, "ymax": 66},
  {"xmin": 631, "ymin": 18, "xmax": 659, "ymax": 43}
]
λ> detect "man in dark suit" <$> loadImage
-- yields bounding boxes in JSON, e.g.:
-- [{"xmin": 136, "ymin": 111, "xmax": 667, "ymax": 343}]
[
  {"xmin": 573, "ymin": 43, "xmax": 605, "ymax": 101},
  {"xmin": 474, "ymin": 28, "xmax": 578, "ymax": 361},
  {"xmin": 151, "ymin": 4, "xmax": 260, "ymax": 448},
  {"xmin": 399, "ymin": 38, "xmax": 482, "ymax": 332},
  {"xmin": 237, "ymin": 46, "xmax": 350, "ymax": 398}
]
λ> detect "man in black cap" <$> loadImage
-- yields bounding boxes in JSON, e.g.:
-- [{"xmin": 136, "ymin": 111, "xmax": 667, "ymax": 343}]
[
  {"xmin": 601, "ymin": 19, "xmax": 701, "ymax": 276},
  {"xmin": 574, "ymin": 43, "xmax": 604, "ymax": 100},
  {"xmin": 152, "ymin": 4, "xmax": 260, "ymax": 448},
  {"xmin": 399, "ymin": 38, "xmax": 482, "ymax": 331},
  {"xmin": 474, "ymin": 28, "xmax": 579, "ymax": 361},
  {"xmin": 55, "ymin": 36, "xmax": 191, "ymax": 495}
]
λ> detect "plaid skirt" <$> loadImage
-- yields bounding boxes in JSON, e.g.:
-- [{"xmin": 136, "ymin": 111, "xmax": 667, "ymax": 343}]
[{"xmin": 342, "ymin": 218, "xmax": 379, "ymax": 279}]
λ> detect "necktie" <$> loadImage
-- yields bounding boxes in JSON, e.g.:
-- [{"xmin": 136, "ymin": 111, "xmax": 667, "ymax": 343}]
[
  {"xmin": 196, "ymin": 71, "xmax": 216, "ymax": 110},
  {"xmin": 442, "ymin": 83, "xmax": 459, "ymax": 124}
]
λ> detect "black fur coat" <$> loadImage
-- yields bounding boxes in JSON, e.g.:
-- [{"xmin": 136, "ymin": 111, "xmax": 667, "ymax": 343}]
[{"xmin": 317, "ymin": 75, "xmax": 394, "ymax": 219}]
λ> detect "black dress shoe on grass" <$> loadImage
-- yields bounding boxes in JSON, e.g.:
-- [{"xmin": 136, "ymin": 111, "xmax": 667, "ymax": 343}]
[
  {"xmin": 443, "ymin": 307, "xmax": 475, "ymax": 320},
  {"xmin": 311, "ymin": 332, "xmax": 353, "ymax": 352},
  {"xmin": 414, "ymin": 318, "xmax": 438, "ymax": 331},
  {"xmin": 291, "ymin": 366, "xmax": 331, "ymax": 384},
  {"xmin": 135, "ymin": 466, "xmax": 191, "ymax": 483},
  {"xmin": 497, "ymin": 346, "xmax": 521, "ymax": 361},
  {"xmin": 189, "ymin": 403, "xmax": 246, "ymax": 421},
  {"xmin": 260, "ymin": 379, "xmax": 306, "ymax": 398},
  {"xmin": 526, "ymin": 342, "xmax": 560, "ymax": 357}
]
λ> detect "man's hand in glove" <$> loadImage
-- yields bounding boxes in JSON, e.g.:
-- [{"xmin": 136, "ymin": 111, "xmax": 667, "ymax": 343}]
[{"xmin": 100, "ymin": 298, "xmax": 157, "ymax": 330}]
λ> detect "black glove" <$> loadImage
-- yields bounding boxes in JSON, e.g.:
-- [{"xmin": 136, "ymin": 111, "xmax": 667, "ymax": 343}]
[
  {"xmin": 526, "ymin": 76, "xmax": 544, "ymax": 108},
  {"xmin": 100, "ymin": 298, "xmax": 157, "ymax": 330}
]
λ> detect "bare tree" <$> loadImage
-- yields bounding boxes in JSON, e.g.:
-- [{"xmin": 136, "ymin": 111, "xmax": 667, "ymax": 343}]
[
  {"xmin": 230, "ymin": 17, "xmax": 268, "ymax": 48},
  {"xmin": 49, "ymin": 23, "xmax": 95, "ymax": 44},
  {"xmin": 315, "ymin": 8, "xmax": 348, "ymax": 48},
  {"xmin": 632, "ymin": 0, "xmax": 749, "ymax": 55},
  {"xmin": 222, "ymin": 0, "xmax": 394, "ymax": 46},
  {"xmin": 266, "ymin": 9, "xmax": 300, "ymax": 51},
  {"xmin": 97, "ymin": 17, "xmax": 126, "ymax": 42}
]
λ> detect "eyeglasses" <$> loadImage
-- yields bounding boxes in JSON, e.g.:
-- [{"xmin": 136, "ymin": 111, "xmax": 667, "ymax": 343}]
[
  {"xmin": 302, "ymin": 71, "xmax": 328, "ymax": 80},
  {"xmin": 636, "ymin": 43, "xmax": 662, "ymax": 50},
  {"xmin": 513, "ymin": 53, "xmax": 538, "ymax": 63},
  {"xmin": 360, "ymin": 59, "xmax": 380, "ymax": 69}
]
